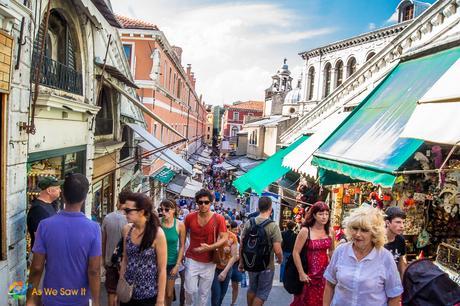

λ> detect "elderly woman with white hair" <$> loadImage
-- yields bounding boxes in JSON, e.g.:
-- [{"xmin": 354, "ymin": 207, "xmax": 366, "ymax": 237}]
[{"xmin": 323, "ymin": 207, "xmax": 403, "ymax": 306}]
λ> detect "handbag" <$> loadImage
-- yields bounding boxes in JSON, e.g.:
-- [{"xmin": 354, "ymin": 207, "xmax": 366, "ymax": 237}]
[
  {"xmin": 212, "ymin": 214, "xmax": 223, "ymax": 265},
  {"xmin": 283, "ymin": 227, "xmax": 310, "ymax": 295},
  {"xmin": 116, "ymin": 276, "xmax": 133, "ymax": 303}
]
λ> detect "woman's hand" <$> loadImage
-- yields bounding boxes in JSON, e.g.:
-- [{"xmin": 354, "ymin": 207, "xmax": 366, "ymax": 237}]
[
  {"xmin": 170, "ymin": 265, "xmax": 179, "ymax": 277},
  {"xmin": 218, "ymin": 271, "xmax": 227, "ymax": 282},
  {"xmin": 299, "ymin": 272, "xmax": 311, "ymax": 283}
]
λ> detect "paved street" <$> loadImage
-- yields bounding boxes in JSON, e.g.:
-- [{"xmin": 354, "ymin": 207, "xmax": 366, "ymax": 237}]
[{"xmin": 100, "ymin": 264, "xmax": 291, "ymax": 306}]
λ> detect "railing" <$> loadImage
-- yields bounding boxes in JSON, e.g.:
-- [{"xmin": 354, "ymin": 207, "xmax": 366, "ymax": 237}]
[{"xmin": 32, "ymin": 52, "xmax": 83, "ymax": 95}]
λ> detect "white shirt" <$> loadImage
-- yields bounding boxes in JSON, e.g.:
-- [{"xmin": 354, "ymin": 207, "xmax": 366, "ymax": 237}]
[{"xmin": 324, "ymin": 242, "xmax": 403, "ymax": 306}]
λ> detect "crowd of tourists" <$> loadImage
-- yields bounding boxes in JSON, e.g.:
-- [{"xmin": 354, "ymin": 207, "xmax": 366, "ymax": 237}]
[{"xmin": 25, "ymin": 171, "xmax": 459, "ymax": 306}]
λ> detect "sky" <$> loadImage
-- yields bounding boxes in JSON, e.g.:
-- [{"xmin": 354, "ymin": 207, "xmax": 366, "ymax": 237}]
[{"xmin": 111, "ymin": 0, "xmax": 436, "ymax": 105}]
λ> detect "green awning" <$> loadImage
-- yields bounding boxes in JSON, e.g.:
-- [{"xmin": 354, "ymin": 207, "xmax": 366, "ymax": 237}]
[
  {"xmin": 233, "ymin": 135, "xmax": 309, "ymax": 195},
  {"xmin": 152, "ymin": 167, "xmax": 176, "ymax": 184},
  {"xmin": 313, "ymin": 46, "xmax": 460, "ymax": 187}
]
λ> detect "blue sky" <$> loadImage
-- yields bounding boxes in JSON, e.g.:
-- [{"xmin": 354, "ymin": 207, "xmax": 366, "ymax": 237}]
[{"xmin": 111, "ymin": 0, "xmax": 436, "ymax": 105}]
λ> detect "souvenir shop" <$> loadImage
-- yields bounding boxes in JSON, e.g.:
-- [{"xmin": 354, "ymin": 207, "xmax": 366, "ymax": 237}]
[{"xmin": 323, "ymin": 144, "xmax": 460, "ymax": 284}]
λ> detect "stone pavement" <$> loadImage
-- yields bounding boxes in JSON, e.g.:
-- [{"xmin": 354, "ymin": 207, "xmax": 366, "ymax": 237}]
[{"xmin": 100, "ymin": 264, "xmax": 292, "ymax": 305}]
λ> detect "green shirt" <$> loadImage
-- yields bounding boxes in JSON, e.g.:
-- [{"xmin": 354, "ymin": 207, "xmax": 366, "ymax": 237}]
[
  {"xmin": 162, "ymin": 218, "xmax": 179, "ymax": 266},
  {"xmin": 242, "ymin": 216, "xmax": 282, "ymax": 270}
]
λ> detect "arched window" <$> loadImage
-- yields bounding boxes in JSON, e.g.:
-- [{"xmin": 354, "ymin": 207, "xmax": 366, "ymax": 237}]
[
  {"xmin": 366, "ymin": 52, "xmax": 376, "ymax": 62},
  {"xmin": 323, "ymin": 63, "xmax": 332, "ymax": 97},
  {"xmin": 403, "ymin": 4, "xmax": 414, "ymax": 21},
  {"xmin": 307, "ymin": 67, "xmax": 315, "ymax": 100},
  {"xmin": 335, "ymin": 60, "xmax": 344, "ymax": 88},
  {"xmin": 231, "ymin": 126, "xmax": 239, "ymax": 137},
  {"xmin": 347, "ymin": 57, "xmax": 357, "ymax": 77}
]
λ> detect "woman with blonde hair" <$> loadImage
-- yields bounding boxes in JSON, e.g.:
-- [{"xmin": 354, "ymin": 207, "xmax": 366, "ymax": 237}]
[{"xmin": 323, "ymin": 206, "xmax": 403, "ymax": 306}]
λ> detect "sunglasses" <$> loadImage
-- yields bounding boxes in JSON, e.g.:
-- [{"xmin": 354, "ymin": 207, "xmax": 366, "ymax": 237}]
[
  {"xmin": 158, "ymin": 207, "xmax": 171, "ymax": 213},
  {"xmin": 351, "ymin": 226, "xmax": 370, "ymax": 233},
  {"xmin": 197, "ymin": 200, "xmax": 211, "ymax": 205},
  {"xmin": 124, "ymin": 208, "xmax": 142, "ymax": 214}
]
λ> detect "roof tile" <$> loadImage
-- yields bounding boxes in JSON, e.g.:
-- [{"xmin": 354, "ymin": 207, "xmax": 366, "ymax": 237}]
[{"xmin": 115, "ymin": 15, "xmax": 158, "ymax": 30}]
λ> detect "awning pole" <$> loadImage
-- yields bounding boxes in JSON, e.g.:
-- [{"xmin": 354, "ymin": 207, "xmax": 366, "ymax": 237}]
[{"xmin": 103, "ymin": 77, "xmax": 186, "ymax": 140}]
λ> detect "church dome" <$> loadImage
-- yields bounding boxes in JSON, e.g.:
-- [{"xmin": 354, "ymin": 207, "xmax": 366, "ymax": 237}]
[{"xmin": 284, "ymin": 88, "xmax": 301, "ymax": 104}]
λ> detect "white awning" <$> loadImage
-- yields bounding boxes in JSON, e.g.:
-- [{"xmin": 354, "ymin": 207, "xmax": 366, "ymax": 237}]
[
  {"xmin": 282, "ymin": 111, "xmax": 349, "ymax": 176},
  {"xmin": 180, "ymin": 178, "xmax": 203, "ymax": 198},
  {"xmin": 401, "ymin": 59, "xmax": 460, "ymax": 145},
  {"xmin": 127, "ymin": 123, "xmax": 193, "ymax": 174}
]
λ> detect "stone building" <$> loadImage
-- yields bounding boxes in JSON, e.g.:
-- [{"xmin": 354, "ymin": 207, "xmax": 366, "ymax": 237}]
[
  {"xmin": 280, "ymin": 0, "xmax": 459, "ymax": 146},
  {"xmin": 2, "ymin": 0, "xmax": 145, "ymax": 304},
  {"xmin": 240, "ymin": 59, "xmax": 299, "ymax": 159}
]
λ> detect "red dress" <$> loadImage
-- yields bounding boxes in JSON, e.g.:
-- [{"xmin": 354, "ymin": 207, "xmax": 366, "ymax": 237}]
[{"xmin": 290, "ymin": 237, "xmax": 332, "ymax": 306}]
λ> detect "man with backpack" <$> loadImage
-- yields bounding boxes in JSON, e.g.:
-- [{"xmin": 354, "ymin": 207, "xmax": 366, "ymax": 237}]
[{"xmin": 239, "ymin": 196, "xmax": 282, "ymax": 306}]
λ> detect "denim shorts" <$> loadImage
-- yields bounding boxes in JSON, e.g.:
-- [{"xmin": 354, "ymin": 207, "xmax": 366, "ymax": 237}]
[
  {"xmin": 248, "ymin": 269, "xmax": 275, "ymax": 301},
  {"xmin": 231, "ymin": 263, "xmax": 243, "ymax": 282}
]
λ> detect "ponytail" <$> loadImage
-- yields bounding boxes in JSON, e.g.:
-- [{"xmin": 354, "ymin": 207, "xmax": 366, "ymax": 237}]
[{"xmin": 140, "ymin": 210, "xmax": 160, "ymax": 252}]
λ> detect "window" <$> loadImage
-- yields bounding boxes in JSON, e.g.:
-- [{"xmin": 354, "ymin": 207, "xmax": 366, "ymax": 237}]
[
  {"xmin": 33, "ymin": 9, "xmax": 82, "ymax": 94},
  {"xmin": 347, "ymin": 57, "xmax": 357, "ymax": 77},
  {"xmin": 335, "ymin": 60, "xmax": 343, "ymax": 88},
  {"xmin": 366, "ymin": 52, "xmax": 376, "ymax": 62},
  {"xmin": 169, "ymin": 67, "xmax": 172, "ymax": 90},
  {"xmin": 307, "ymin": 67, "xmax": 315, "ymax": 100},
  {"xmin": 95, "ymin": 86, "xmax": 114, "ymax": 136},
  {"xmin": 231, "ymin": 126, "xmax": 239, "ymax": 137},
  {"xmin": 403, "ymin": 4, "xmax": 414, "ymax": 21},
  {"xmin": 120, "ymin": 125, "xmax": 133, "ymax": 160},
  {"xmin": 123, "ymin": 44, "xmax": 133, "ymax": 66},
  {"xmin": 323, "ymin": 63, "xmax": 332, "ymax": 97},
  {"xmin": 233, "ymin": 112, "xmax": 240, "ymax": 121}
]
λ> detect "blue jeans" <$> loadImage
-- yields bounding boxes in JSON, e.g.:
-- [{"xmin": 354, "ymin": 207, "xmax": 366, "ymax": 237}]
[
  {"xmin": 280, "ymin": 251, "xmax": 291, "ymax": 283},
  {"xmin": 211, "ymin": 267, "xmax": 232, "ymax": 306}
]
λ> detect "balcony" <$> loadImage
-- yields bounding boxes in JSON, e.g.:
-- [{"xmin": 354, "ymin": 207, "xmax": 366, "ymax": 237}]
[{"xmin": 32, "ymin": 52, "xmax": 83, "ymax": 95}]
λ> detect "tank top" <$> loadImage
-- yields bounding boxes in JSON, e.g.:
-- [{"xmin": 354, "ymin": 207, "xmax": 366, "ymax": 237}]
[
  {"xmin": 124, "ymin": 226, "xmax": 158, "ymax": 300},
  {"xmin": 162, "ymin": 218, "xmax": 179, "ymax": 266}
]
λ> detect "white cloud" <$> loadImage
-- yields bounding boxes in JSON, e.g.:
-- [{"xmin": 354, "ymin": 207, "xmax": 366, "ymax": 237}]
[
  {"xmin": 368, "ymin": 22, "xmax": 376, "ymax": 30},
  {"xmin": 111, "ymin": 1, "xmax": 335, "ymax": 105},
  {"xmin": 386, "ymin": 11, "xmax": 399, "ymax": 24}
]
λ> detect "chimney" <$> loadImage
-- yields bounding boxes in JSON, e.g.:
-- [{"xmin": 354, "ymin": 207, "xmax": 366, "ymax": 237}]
[
  {"xmin": 171, "ymin": 46, "xmax": 183, "ymax": 63},
  {"xmin": 186, "ymin": 64, "xmax": 192, "ymax": 77},
  {"xmin": 191, "ymin": 72, "xmax": 196, "ymax": 89}
]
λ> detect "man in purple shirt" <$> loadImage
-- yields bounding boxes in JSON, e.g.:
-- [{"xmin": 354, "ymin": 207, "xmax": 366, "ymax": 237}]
[{"xmin": 26, "ymin": 173, "xmax": 101, "ymax": 306}]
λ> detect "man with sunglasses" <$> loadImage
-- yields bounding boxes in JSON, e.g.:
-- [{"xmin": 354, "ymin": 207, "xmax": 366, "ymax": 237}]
[{"xmin": 184, "ymin": 189, "xmax": 228, "ymax": 306}]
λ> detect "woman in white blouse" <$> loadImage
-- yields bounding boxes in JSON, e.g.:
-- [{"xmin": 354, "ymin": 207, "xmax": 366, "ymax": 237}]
[{"xmin": 323, "ymin": 207, "xmax": 403, "ymax": 306}]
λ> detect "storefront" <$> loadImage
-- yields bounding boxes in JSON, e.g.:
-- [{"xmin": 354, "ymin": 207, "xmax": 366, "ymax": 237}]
[
  {"xmin": 91, "ymin": 152, "xmax": 117, "ymax": 223},
  {"xmin": 27, "ymin": 146, "xmax": 86, "ymax": 205}
]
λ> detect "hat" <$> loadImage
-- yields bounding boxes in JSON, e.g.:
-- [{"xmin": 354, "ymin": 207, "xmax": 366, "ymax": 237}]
[{"xmin": 38, "ymin": 176, "xmax": 63, "ymax": 190}]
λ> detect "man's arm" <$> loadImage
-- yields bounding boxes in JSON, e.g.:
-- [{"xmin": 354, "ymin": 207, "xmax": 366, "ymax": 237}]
[
  {"xmin": 323, "ymin": 281, "xmax": 335, "ymax": 306},
  {"xmin": 26, "ymin": 253, "xmax": 45, "ymax": 306},
  {"xmin": 273, "ymin": 242, "xmax": 283, "ymax": 264},
  {"xmin": 398, "ymin": 256, "xmax": 407, "ymax": 280},
  {"xmin": 88, "ymin": 256, "xmax": 101, "ymax": 306}
]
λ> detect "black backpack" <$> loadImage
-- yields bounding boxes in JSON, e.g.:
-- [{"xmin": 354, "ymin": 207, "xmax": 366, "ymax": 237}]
[
  {"xmin": 283, "ymin": 228, "xmax": 310, "ymax": 294},
  {"xmin": 242, "ymin": 217, "xmax": 273, "ymax": 272}
]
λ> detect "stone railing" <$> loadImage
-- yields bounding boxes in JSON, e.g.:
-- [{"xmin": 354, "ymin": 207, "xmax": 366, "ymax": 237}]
[{"xmin": 280, "ymin": 0, "xmax": 460, "ymax": 144}]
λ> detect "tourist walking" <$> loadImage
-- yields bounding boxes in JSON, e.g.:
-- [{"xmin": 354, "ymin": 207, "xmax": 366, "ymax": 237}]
[
  {"xmin": 290, "ymin": 202, "xmax": 333, "ymax": 306},
  {"xmin": 280, "ymin": 220, "xmax": 297, "ymax": 283},
  {"xmin": 102, "ymin": 190, "xmax": 130, "ymax": 306},
  {"xmin": 184, "ymin": 189, "xmax": 228, "ymax": 306},
  {"xmin": 119, "ymin": 193, "xmax": 167, "ymax": 306},
  {"xmin": 159, "ymin": 199, "xmax": 186, "ymax": 306},
  {"xmin": 229, "ymin": 221, "xmax": 243, "ymax": 306},
  {"xmin": 211, "ymin": 219, "xmax": 239, "ymax": 306},
  {"xmin": 240, "ymin": 196, "xmax": 283, "ymax": 306},
  {"xmin": 26, "ymin": 173, "xmax": 101, "ymax": 306},
  {"xmin": 323, "ymin": 206, "xmax": 403, "ymax": 306},
  {"xmin": 384, "ymin": 206, "xmax": 407, "ymax": 279}
]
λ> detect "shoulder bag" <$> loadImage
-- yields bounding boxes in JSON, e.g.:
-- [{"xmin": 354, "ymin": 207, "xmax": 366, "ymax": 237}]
[{"xmin": 283, "ymin": 227, "xmax": 310, "ymax": 295}]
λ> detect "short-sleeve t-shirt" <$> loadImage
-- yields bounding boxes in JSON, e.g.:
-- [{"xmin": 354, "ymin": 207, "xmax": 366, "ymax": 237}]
[
  {"xmin": 384, "ymin": 234, "xmax": 406, "ymax": 265},
  {"xmin": 101, "ymin": 210, "xmax": 127, "ymax": 266},
  {"xmin": 184, "ymin": 212, "xmax": 227, "ymax": 263},
  {"xmin": 27, "ymin": 198, "xmax": 57, "ymax": 249},
  {"xmin": 242, "ymin": 216, "xmax": 282, "ymax": 270},
  {"xmin": 217, "ymin": 231, "xmax": 238, "ymax": 270},
  {"xmin": 33, "ymin": 211, "xmax": 102, "ymax": 306}
]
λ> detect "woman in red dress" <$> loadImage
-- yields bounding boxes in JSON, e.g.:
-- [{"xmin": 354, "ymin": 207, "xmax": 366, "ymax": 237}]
[{"xmin": 290, "ymin": 201, "xmax": 333, "ymax": 306}]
